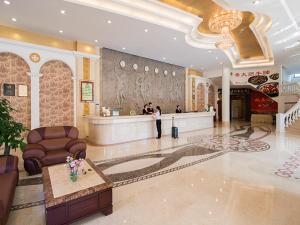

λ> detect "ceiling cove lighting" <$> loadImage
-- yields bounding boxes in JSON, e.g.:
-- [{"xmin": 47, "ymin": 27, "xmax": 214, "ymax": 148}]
[
  {"xmin": 3, "ymin": 0, "xmax": 10, "ymax": 5},
  {"xmin": 209, "ymin": 10, "xmax": 243, "ymax": 50}
]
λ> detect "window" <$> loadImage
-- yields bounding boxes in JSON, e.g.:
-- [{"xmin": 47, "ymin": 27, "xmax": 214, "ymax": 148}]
[{"xmin": 294, "ymin": 74, "xmax": 300, "ymax": 78}]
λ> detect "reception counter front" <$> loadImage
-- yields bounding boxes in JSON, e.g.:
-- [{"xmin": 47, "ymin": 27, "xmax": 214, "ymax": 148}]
[{"xmin": 85, "ymin": 112, "xmax": 215, "ymax": 145}]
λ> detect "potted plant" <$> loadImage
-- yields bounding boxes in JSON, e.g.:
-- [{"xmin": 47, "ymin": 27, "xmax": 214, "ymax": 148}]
[{"xmin": 0, "ymin": 98, "xmax": 26, "ymax": 156}]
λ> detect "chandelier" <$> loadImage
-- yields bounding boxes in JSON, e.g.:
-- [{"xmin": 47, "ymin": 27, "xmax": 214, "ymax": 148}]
[{"xmin": 209, "ymin": 10, "xmax": 243, "ymax": 50}]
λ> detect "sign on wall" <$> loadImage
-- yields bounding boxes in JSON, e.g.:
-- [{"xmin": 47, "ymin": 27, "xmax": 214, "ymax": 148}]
[
  {"xmin": 81, "ymin": 81, "xmax": 94, "ymax": 102},
  {"xmin": 231, "ymin": 67, "xmax": 280, "ymax": 98}
]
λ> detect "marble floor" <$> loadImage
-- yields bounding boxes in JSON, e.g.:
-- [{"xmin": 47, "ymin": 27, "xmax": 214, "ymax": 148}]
[{"xmin": 6, "ymin": 122, "xmax": 300, "ymax": 225}]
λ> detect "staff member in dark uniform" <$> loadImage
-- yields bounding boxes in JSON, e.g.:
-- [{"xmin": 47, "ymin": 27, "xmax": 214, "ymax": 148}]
[
  {"xmin": 147, "ymin": 102, "xmax": 154, "ymax": 114},
  {"xmin": 153, "ymin": 106, "xmax": 162, "ymax": 139},
  {"xmin": 143, "ymin": 104, "xmax": 149, "ymax": 115},
  {"xmin": 176, "ymin": 105, "xmax": 182, "ymax": 113}
]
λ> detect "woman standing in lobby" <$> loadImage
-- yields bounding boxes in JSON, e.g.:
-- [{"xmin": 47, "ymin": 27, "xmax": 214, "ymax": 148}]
[{"xmin": 153, "ymin": 106, "xmax": 162, "ymax": 139}]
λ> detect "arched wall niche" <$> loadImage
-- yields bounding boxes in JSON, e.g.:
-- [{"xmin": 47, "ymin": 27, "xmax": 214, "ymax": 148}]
[
  {"xmin": 197, "ymin": 83, "xmax": 205, "ymax": 111},
  {"xmin": 208, "ymin": 85, "xmax": 215, "ymax": 108},
  {"xmin": 0, "ymin": 52, "xmax": 31, "ymax": 130},
  {"xmin": 39, "ymin": 60, "xmax": 74, "ymax": 127}
]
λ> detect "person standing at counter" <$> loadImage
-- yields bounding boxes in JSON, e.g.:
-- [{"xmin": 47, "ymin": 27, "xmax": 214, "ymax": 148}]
[
  {"xmin": 176, "ymin": 105, "xmax": 182, "ymax": 113},
  {"xmin": 147, "ymin": 102, "xmax": 154, "ymax": 114},
  {"xmin": 153, "ymin": 106, "xmax": 162, "ymax": 139},
  {"xmin": 143, "ymin": 104, "xmax": 149, "ymax": 115}
]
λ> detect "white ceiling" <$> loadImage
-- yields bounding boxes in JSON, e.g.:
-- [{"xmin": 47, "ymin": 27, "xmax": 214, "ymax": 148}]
[{"xmin": 0, "ymin": 0, "xmax": 299, "ymax": 74}]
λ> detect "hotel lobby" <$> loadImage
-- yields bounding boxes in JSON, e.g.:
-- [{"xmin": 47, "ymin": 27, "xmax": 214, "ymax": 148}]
[{"xmin": 1, "ymin": 0, "xmax": 300, "ymax": 225}]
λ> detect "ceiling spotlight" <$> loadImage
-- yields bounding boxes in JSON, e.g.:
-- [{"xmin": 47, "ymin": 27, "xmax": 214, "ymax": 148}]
[
  {"xmin": 4, "ymin": 0, "xmax": 10, "ymax": 5},
  {"xmin": 163, "ymin": 57, "xmax": 166, "ymax": 60},
  {"xmin": 94, "ymin": 39, "xmax": 98, "ymax": 43},
  {"xmin": 11, "ymin": 17, "xmax": 16, "ymax": 22},
  {"xmin": 208, "ymin": 50, "xmax": 212, "ymax": 53},
  {"xmin": 59, "ymin": 30, "xmax": 63, "ymax": 33},
  {"xmin": 107, "ymin": 20, "xmax": 112, "ymax": 24},
  {"xmin": 122, "ymin": 47, "xmax": 126, "ymax": 50},
  {"xmin": 253, "ymin": 0, "xmax": 261, "ymax": 5},
  {"xmin": 173, "ymin": 37, "xmax": 177, "ymax": 41},
  {"xmin": 60, "ymin": 10, "xmax": 66, "ymax": 15},
  {"xmin": 144, "ymin": 29, "xmax": 148, "ymax": 33},
  {"xmin": 216, "ymin": 56, "xmax": 218, "ymax": 60}
]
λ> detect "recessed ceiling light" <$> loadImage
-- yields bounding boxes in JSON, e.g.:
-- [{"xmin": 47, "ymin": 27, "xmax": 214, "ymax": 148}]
[
  {"xmin": 60, "ymin": 10, "xmax": 66, "ymax": 15},
  {"xmin": 173, "ymin": 37, "xmax": 177, "ymax": 41},
  {"xmin": 11, "ymin": 17, "xmax": 16, "ymax": 22},
  {"xmin": 122, "ymin": 47, "xmax": 126, "ymax": 50},
  {"xmin": 4, "ymin": 0, "xmax": 10, "ymax": 5},
  {"xmin": 107, "ymin": 20, "xmax": 112, "ymax": 24},
  {"xmin": 253, "ymin": 0, "xmax": 261, "ymax": 5},
  {"xmin": 94, "ymin": 39, "xmax": 98, "ymax": 43},
  {"xmin": 59, "ymin": 30, "xmax": 63, "ymax": 33},
  {"xmin": 208, "ymin": 50, "xmax": 212, "ymax": 53},
  {"xmin": 162, "ymin": 57, "xmax": 166, "ymax": 60},
  {"xmin": 144, "ymin": 29, "xmax": 148, "ymax": 33},
  {"xmin": 216, "ymin": 56, "xmax": 218, "ymax": 60}
]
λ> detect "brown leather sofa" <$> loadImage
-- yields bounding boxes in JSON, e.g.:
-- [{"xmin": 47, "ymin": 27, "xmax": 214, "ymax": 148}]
[
  {"xmin": 0, "ymin": 155, "xmax": 19, "ymax": 225},
  {"xmin": 23, "ymin": 126, "xmax": 86, "ymax": 175}
]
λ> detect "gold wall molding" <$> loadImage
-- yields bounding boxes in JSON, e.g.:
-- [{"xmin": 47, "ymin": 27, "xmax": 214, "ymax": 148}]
[
  {"xmin": 0, "ymin": 25, "xmax": 96, "ymax": 55},
  {"xmin": 188, "ymin": 68, "xmax": 203, "ymax": 77}
]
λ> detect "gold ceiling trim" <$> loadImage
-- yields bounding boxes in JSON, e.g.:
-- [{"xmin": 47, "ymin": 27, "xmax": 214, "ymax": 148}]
[
  {"xmin": 0, "ymin": 25, "xmax": 96, "ymax": 55},
  {"xmin": 188, "ymin": 68, "xmax": 203, "ymax": 77},
  {"xmin": 160, "ymin": 0, "xmax": 264, "ymax": 59}
]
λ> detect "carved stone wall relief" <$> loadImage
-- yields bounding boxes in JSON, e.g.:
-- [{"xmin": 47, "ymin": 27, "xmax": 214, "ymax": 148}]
[{"xmin": 101, "ymin": 48, "xmax": 185, "ymax": 115}]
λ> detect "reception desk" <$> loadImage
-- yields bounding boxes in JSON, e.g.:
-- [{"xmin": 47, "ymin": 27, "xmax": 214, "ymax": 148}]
[{"xmin": 85, "ymin": 112, "xmax": 215, "ymax": 145}]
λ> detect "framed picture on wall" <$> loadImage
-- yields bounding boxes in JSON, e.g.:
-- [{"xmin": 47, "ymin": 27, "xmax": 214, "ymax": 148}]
[
  {"xmin": 3, "ymin": 83, "xmax": 15, "ymax": 96},
  {"xmin": 18, "ymin": 84, "xmax": 28, "ymax": 97},
  {"xmin": 81, "ymin": 81, "xmax": 94, "ymax": 102}
]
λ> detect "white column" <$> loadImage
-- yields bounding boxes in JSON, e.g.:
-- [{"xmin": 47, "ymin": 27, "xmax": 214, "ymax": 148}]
[
  {"xmin": 29, "ymin": 72, "xmax": 41, "ymax": 129},
  {"xmin": 222, "ymin": 67, "xmax": 230, "ymax": 124}
]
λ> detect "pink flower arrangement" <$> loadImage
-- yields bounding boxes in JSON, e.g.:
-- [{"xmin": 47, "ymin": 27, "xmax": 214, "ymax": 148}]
[{"xmin": 66, "ymin": 156, "xmax": 83, "ymax": 176}]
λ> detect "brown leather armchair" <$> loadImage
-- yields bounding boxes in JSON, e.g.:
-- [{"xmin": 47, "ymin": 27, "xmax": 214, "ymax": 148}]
[
  {"xmin": 23, "ymin": 126, "xmax": 86, "ymax": 175},
  {"xmin": 0, "ymin": 155, "xmax": 19, "ymax": 225}
]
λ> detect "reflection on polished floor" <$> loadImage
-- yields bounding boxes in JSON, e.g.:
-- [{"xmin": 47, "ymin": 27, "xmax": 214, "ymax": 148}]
[{"xmin": 7, "ymin": 122, "xmax": 300, "ymax": 225}]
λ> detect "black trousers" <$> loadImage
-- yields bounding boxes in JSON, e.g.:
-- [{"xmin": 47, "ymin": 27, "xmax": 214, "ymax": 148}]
[{"xmin": 156, "ymin": 119, "xmax": 161, "ymax": 138}]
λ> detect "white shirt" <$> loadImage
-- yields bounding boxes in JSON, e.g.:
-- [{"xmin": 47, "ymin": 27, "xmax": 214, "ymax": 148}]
[{"xmin": 154, "ymin": 111, "xmax": 161, "ymax": 120}]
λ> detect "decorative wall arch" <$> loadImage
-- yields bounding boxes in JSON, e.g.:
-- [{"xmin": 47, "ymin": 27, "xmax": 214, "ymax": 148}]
[
  {"xmin": 208, "ymin": 85, "xmax": 215, "ymax": 108},
  {"xmin": 0, "ymin": 52, "xmax": 31, "ymax": 129},
  {"xmin": 39, "ymin": 60, "xmax": 74, "ymax": 127},
  {"xmin": 196, "ymin": 83, "xmax": 205, "ymax": 111}
]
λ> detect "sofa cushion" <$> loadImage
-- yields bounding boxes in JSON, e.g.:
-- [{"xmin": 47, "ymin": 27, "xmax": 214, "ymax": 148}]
[
  {"xmin": 41, "ymin": 150, "xmax": 72, "ymax": 166},
  {"xmin": 39, "ymin": 138, "xmax": 71, "ymax": 151},
  {"xmin": 0, "ymin": 171, "xmax": 18, "ymax": 223},
  {"xmin": 0, "ymin": 156, "xmax": 18, "ymax": 175},
  {"xmin": 44, "ymin": 127, "xmax": 67, "ymax": 139}
]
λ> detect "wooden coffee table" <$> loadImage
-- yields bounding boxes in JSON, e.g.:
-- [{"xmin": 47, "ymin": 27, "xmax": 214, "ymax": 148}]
[{"xmin": 42, "ymin": 159, "xmax": 113, "ymax": 225}]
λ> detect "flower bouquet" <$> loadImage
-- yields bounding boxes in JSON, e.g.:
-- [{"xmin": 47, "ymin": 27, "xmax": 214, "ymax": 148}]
[{"xmin": 66, "ymin": 156, "xmax": 83, "ymax": 182}]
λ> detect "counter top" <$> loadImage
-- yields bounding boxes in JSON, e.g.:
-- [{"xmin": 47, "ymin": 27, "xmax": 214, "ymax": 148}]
[{"xmin": 84, "ymin": 112, "xmax": 215, "ymax": 124}]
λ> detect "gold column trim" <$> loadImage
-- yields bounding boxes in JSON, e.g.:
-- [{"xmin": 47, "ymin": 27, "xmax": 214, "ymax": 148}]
[
  {"xmin": 160, "ymin": 0, "xmax": 264, "ymax": 59},
  {"xmin": 0, "ymin": 25, "xmax": 96, "ymax": 55},
  {"xmin": 83, "ymin": 58, "xmax": 91, "ymax": 115}
]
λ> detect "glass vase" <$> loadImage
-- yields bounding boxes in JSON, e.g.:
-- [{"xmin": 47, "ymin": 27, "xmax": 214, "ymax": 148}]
[{"xmin": 70, "ymin": 171, "xmax": 78, "ymax": 182}]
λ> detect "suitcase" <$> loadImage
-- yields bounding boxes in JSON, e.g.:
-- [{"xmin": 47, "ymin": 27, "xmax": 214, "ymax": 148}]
[
  {"xmin": 172, "ymin": 126, "xmax": 178, "ymax": 138},
  {"xmin": 171, "ymin": 116, "xmax": 178, "ymax": 138}
]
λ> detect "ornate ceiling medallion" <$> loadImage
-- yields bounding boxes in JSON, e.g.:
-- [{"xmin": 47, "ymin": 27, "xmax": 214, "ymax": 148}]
[{"xmin": 209, "ymin": 10, "xmax": 243, "ymax": 50}]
